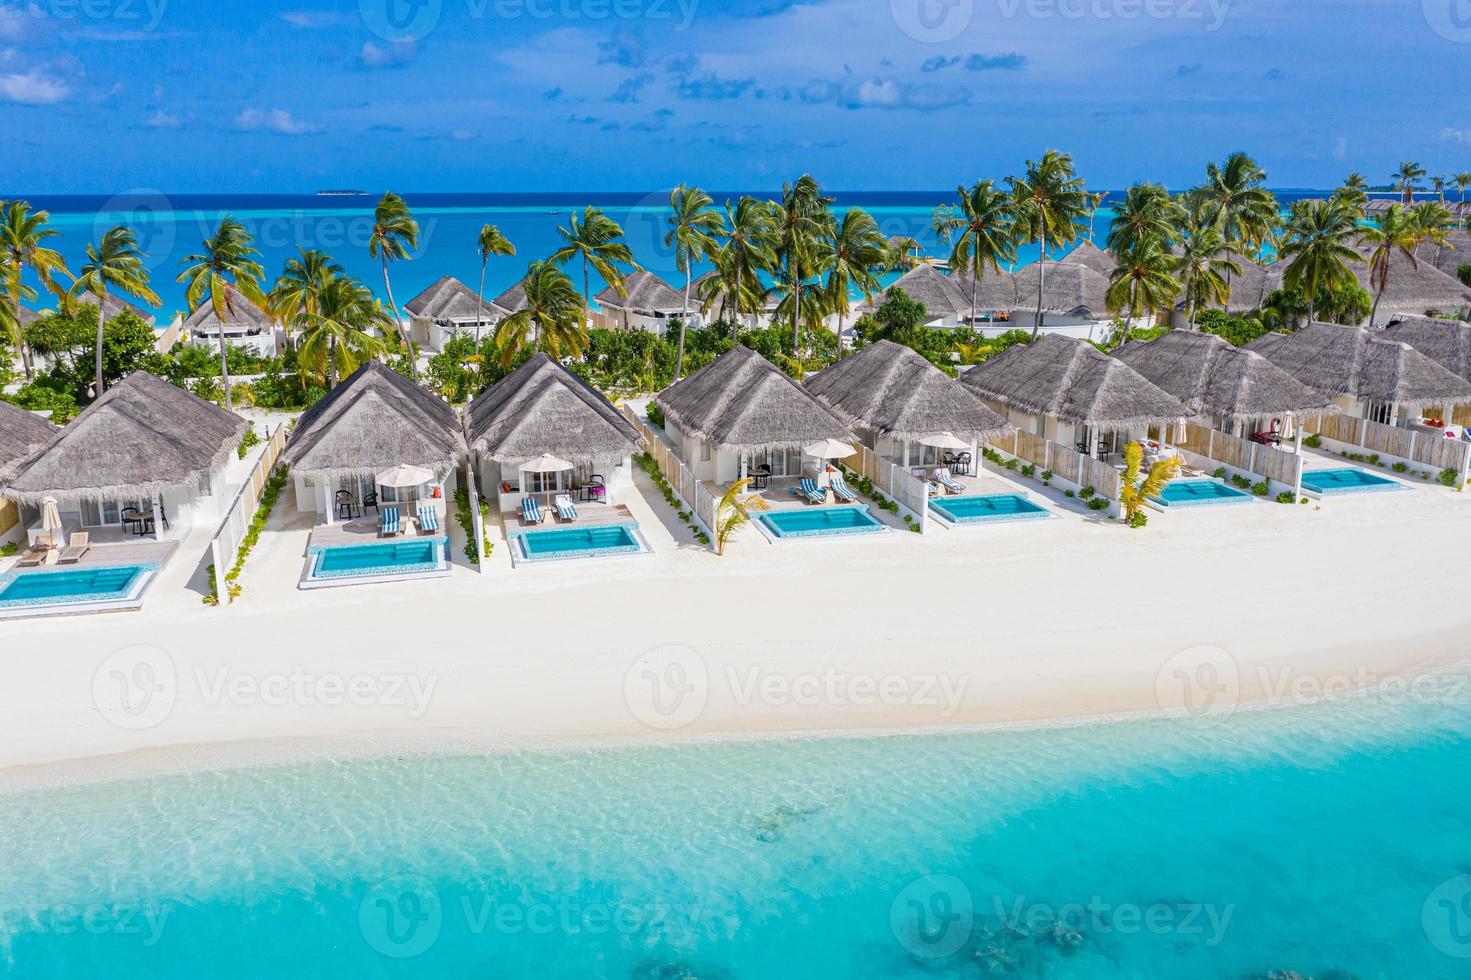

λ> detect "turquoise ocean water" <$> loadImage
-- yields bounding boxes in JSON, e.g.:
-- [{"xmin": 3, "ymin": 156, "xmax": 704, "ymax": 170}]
[{"xmin": 3, "ymin": 672, "xmax": 1471, "ymax": 978}]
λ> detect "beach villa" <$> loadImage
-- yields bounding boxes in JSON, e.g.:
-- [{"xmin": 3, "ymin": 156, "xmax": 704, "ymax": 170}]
[
  {"xmin": 183, "ymin": 284, "xmax": 281, "ymax": 357},
  {"xmin": 0, "ymin": 401, "xmax": 58, "ymax": 547},
  {"xmin": 655, "ymin": 345, "xmax": 854, "ymax": 488},
  {"xmin": 1383, "ymin": 315, "xmax": 1471, "ymax": 386},
  {"xmin": 877, "ymin": 264, "xmax": 972, "ymax": 328},
  {"xmin": 1351, "ymin": 249, "xmax": 1471, "ymax": 322},
  {"xmin": 76, "ymin": 293, "xmax": 158, "ymax": 329},
  {"xmin": 466, "ymin": 352, "xmax": 646, "ymax": 561},
  {"xmin": 593, "ymin": 270, "xmax": 690, "ymax": 334},
  {"xmin": 404, "ymin": 275, "xmax": 507, "ymax": 353},
  {"xmin": 804, "ymin": 339, "xmax": 1014, "ymax": 476}
]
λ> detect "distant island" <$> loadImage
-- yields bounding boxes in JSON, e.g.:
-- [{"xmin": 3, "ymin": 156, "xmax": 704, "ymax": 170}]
[{"xmin": 316, "ymin": 189, "xmax": 371, "ymax": 197}]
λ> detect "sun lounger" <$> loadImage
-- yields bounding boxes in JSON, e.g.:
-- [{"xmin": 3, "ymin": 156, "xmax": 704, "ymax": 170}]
[
  {"xmin": 416, "ymin": 505, "xmax": 440, "ymax": 534},
  {"xmin": 554, "ymin": 495, "xmax": 578, "ymax": 522},
  {"xmin": 936, "ymin": 471, "xmax": 965, "ymax": 494},
  {"xmin": 379, "ymin": 507, "xmax": 401, "ymax": 537},
  {"xmin": 56, "ymin": 532, "xmax": 90, "ymax": 564},
  {"xmin": 797, "ymin": 478, "xmax": 827, "ymax": 504},
  {"xmin": 521, "ymin": 497, "xmax": 542, "ymax": 525},
  {"xmin": 830, "ymin": 475, "xmax": 858, "ymax": 503}
]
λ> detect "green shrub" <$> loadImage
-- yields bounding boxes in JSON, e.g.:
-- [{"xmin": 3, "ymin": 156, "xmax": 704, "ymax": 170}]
[
  {"xmin": 1212, "ymin": 467, "xmax": 1227, "ymax": 480},
  {"xmin": 0, "ymin": 541, "xmax": 17, "ymax": 558},
  {"xmin": 236, "ymin": 424, "xmax": 261, "ymax": 460},
  {"xmin": 1019, "ymin": 463, "xmax": 1036, "ymax": 479},
  {"xmin": 455, "ymin": 485, "xmax": 493, "ymax": 563},
  {"xmin": 1126, "ymin": 511, "xmax": 1148, "ymax": 528},
  {"xmin": 1230, "ymin": 474, "xmax": 1252, "ymax": 489},
  {"xmin": 1302, "ymin": 434, "xmax": 1322, "ymax": 449},
  {"xmin": 1275, "ymin": 491, "xmax": 1295, "ymax": 504},
  {"xmin": 1086, "ymin": 497, "xmax": 1109, "ymax": 511},
  {"xmin": 1366, "ymin": 453, "xmax": 1380, "ymax": 466},
  {"xmin": 645, "ymin": 402, "xmax": 666, "ymax": 429},
  {"xmin": 1040, "ymin": 469, "xmax": 1053, "ymax": 484},
  {"xmin": 1063, "ymin": 489, "xmax": 1075, "ymax": 498},
  {"xmin": 1438, "ymin": 468, "xmax": 1461, "ymax": 487},
  {"xmin": 1002, "ymin": 458, "xmax": 1019, "ymax": 471},
  {"xmin": 1391, "ymin": 462, "xmax": 1408, "ymax": 473},
  {"xmin": 1251, "ymin": 481, "xmax": 1269, "ymax": 497},
  {"xmin": 1079, "ymin": 485, "xmax": 1096, "ymax": 499}
]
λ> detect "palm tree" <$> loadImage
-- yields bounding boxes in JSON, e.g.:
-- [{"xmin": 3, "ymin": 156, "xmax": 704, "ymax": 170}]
[
  {"xmin": 1332, "ymin": 172, "xmax": 1370, "ymax": 211},
  {"xmin": 1006, "ymin": 150, "xmax": 1088, "ymax": 339},
  {"xmin": 474, "ymin": 225, "xmax": 515, "ymax": 343},
  {"xmin": 816, "ymin": 207, "xmax": 887, "ymax": 354},
  {"xmin": 1359, "ymin": 205, "xmax": 1422, "ymax": 328},
  {"xmin": 1432, "ymin": 175, "xmax": 1449, "ymax": 204},
  {"xmin": 0, "ymin": 201, "xmax": 71, "ymax": 379},
  {"xmin": 1456, "ymin": 172, "xmax": 1471, "ymax": 205},
  {"xmin": 949, "ymin": 180, "xmax": 1016, "ymax": 330},
  {"xmin": 1411, "ymin": 201, "xmax": 1458, "ymax": 272},
  {"xmin": 1197, "ymin": 153, "xmax": 1278, "ymax": 267},
  {"xmin": 1175, "ymin": 220, "xmax": 1240, "ymax": 327},
  {"xmin": 177, "ymin": 217, "xmax": 267, "ymax": 411},
  {"xmin": 294, "ymin": 274, "xmax": 390, "ymax": 387},
  {"xmin": 700, "ymin": 196, "xmax": 776, "ymax": 339},
  {"xmin": 493, "ymin": 260, "xmax": 586, "ymax": 368},
  {"xmin": 1393, "ymin": 161, "xmax": 1426, "ymax": 205},
  {"xmin": 664, "ymin": 185, "xmax": 724, "ymax": 379},
  {"xmin": 369, "ymin": 192, "xmax": 420, "ymax": 378},
  {"xmin": 1106, "ymin": 183, "xmax": 1181, "ymax": 253},
  {"xmin": 714, "ymin": 477, "xmax": 767, "ymax": 555},
  {"xmin": 1106, "ymin": 235, "xmax": 1181, "ymax": 345},
  {"xmin": 1278, "ymin": 199, "xmax": 1363, "ymax": 325},
  {"xmin": 771, "ymin": 174, "xmax": 832, "ymax": 354},
  {"xmin": 1086, "ymin": 190, "xmax": 1108, "ymax": 242},
  {"xmin": 552, "ymin": 206, "xmax": 638, "ymax": 320},
  {"xmin": 1120, "ymin": 440, "xmax": 1183, "ymax": 528},
  {"xmin": 270, "ymin": 249, "xmax": 343, "ymax": 328},
  {"xmin": 70, "ymin": 226, "xmax": 161, "ymax": 398},
  {"xmin": 931, "ymin": 205, "xmax": 964, "ymax": 248}
]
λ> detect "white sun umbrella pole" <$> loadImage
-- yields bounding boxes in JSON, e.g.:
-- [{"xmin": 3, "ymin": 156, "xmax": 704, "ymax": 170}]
[
  {"xmin": 40, "ymin": 496, "xmax": 64, "ymax": 559},
  {"xmin": 802, "ymin": 439, "xmax": 855, "ymax": 487},
  {"xmin": 520, "ymin": 454, "xmax": 574, "ymax": 504},
  {"xmin": 375, "ymin": 464, "xmax": 436, "ymax": 515}
]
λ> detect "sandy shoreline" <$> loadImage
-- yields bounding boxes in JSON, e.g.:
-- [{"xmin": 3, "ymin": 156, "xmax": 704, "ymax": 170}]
[{"xmin": 2, "ymin": 460, "xmax": 1469, "ymax": 790}]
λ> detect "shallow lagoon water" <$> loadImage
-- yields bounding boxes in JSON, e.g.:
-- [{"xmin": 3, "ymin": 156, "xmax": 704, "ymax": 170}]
[{"xmin": 3, "ymin": 673, "xmax": 1470, "ymax": 978}]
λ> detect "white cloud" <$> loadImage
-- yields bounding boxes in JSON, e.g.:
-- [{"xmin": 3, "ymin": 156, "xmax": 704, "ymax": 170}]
[
  {"xmin": 1440, "ymin": 127, "xmax": 1471, "ymax": 145},
  {"xmin": 279, "ymin": 10, "xmax": 354, "ymax": 28},
  {"xmin": 358, "ymin": 41, "xmax": 416, "ymax": 70},
  {"xmin": 451, "ymin": 129, "xmax": 477, "ymax": 142},
  {"xmin": 235, "ymin": 107, "xmax": 323, "ymax": 135},
  {"xmin": 0, "ymin": 71, "xmax": 69, "ymax": 105},
  {"xmin": 144, "ymin": 108, "xmax": 183, "ymax": 129}
]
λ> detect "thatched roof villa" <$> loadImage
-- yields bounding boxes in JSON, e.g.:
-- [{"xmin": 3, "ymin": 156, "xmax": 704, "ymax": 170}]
[
  {"xmin": 594, "ymin": 270, "xmax": 688, "ymax": 334},
  {"xmin": 1247, "ymin": 321, "xmax": 1471, "ymax": 424},
  {"xmin": 75, "ymin": 293, "xmax": 159, "ymax": 329},
  {"xmin": 1, "ymin": 371, "xmax": 245, "ymax": 540},
  {"xmin": 959, "ymin": 333, "xmax": 1190, "ymax": 458},
  {"xmin": 1382, "ymin": 315, "xmax": 1471, "ymax": 384},
  {"xmin": 0, "ymin": 400, "xmax": 57, "ymax": 483},
  {"xmin": 467, "ymin": 352, "xmax": 642, "ymax": 506},
  {"xmin": 183, "ymin": 283, "xmax": 279, "ymax": 357},
  {"xmin": 805, "ymin": 340, "xmax": 1013, "ymax": 470},
  {"xmin": 282, "ymin": 360, "xmax": 466, "ymax": 524},
  {"xmin": 656, "ymin": 345, "xmax": 852, "ymax": 484},
  {"xmin": 1057, "ymin": 239, "xmax": 1117, "ymax": 276},
  {"xmin": 404, "ymin": 275, "xmax": 507, "ymax": 353},
  {"xmin": 1350, "ymin": 248, "xmax": 1471, "ymax": 321},
  {"xmin": 878, "ymin": 264, "xmax": 970, "ymax": 325},
  {"xmin": 1006, "ymin": 261, "xmax": 1116, "ymax": 340},
  {"xmin": 1113, "ymin": 331, "xmax": 1337, "ymax": 437},
  {"xmin": 1419, "ymin": 230, "xmax": 1470, "ymax": 280},
  {"xmin": 489, "ymin": 280, "xmax": 530, "ymax": 316}
]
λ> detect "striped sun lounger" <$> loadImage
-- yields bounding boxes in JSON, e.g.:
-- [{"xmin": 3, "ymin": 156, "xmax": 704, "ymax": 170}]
[
  {"xmin": 379, "ymin": 507, "xmax": 401, "ymax": 537},
  {"xmin": 797, "ymin": 478, "xmax": 827, "ymax": 503},
  {"xmin": 521, "ymin": 497, "xmax": 542, "ymax": 524},
  {"xmin": 936, "ymin": 471, "xmax": 965, "ymax": 494},
  {"xmin": 554, "ymin": 495, "xmax": 578, "ymax": 521},
  {"xmin": 830, "ymin": 476, "xmax": 858, "ymax": 503},
  {"xmin": 416, "ymin": 505, "xmax": 441, "ymax": 533}
]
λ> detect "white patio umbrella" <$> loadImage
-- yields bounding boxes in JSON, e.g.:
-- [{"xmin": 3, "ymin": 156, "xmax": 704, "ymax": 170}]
[
  {"xmin": 920, "ymin": 432, "xmax": 969, "ymax": 451},
  {"xmin": 521, "ymin": 454, "xmax": 574, "ymax": 473},
  {"xmin": 375, "ymin": 464, "xmax": 435, "ymax": 488},
  {"xmin": 40, "ymin": 496, "xmax": 64, "ymax": 562},
  {"xmin": 802, "ymin": 439, "xmax": 855, "ymax": 488}
]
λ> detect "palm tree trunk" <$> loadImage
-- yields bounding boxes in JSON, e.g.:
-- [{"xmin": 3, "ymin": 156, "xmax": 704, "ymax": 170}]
[
  {"xmin": 217, "ymin": 313, "xmax": 233, "ymax": 412},
  {"xmin": 329, "ymin": 332, "xmax": 338, "ymax": 388},
  {"xmin": 475, "ymin": 259, "xmax": 488, "ymax": 344},
  {"xmin": 1031, "ymin": 230, "xmax": 1047, "ymax": 340},
  {"xmin": 1118, "ymin": 282, "xmax": 1136, "ymax": 347},
  {"xmin": 582, "ymin": 256, "xmax": 590, "ymax": 329},
  {"xmin": 676, "ymin": 260, "xmax": 691, "ymax": 381},
  {"xmin": 380, "ymin": 257, "xmax": 415, "ymax": 380},
  {"xmin": 791, "ymin": 253, "xmax": 802, "ymax": 356},
  {"xmin": 13, "ymin": 290, "xmax": 33, "ymax": 380},
  {"xmin": 93, "ymin": 296, "xmax": 107, "ymax": 399},
  {"xmin": 970, "ymin": 272, "xmax": 978, "ymax": 331},
  {"xmin": 1369, "ymin": 282, "xmax": 1384, "ymax": 329}
]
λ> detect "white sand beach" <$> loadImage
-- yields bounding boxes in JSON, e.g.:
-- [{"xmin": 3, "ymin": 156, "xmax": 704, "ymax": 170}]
[{"xmin": 0, "ymin": 458, "xmax": 1467, "ymax": 787}]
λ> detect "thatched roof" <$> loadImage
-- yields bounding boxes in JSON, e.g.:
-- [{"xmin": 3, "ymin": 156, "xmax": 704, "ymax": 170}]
[
  {"xmin": 958, "ymin": 333, "xmax": 1191, "ymax": 429},
  {"xmin": 405, "ymin": 275, "xmax": 505, "ymax": 323},
  {"xmin": 489, "ymin": 280, "xmax": 529, "ymax": 315},
  {"xmin": 1009, "ymin": 260, "xmax": 1111, "ymax": 317},
  {"xmin": 282, "ymin": 360, "xmax": 466, "ymax": 481},
  {"xmin": 1113, "ymin": 330, "xmax": 1337, "ymax": 420},
  {"xmin": 76, "ymin": 292, "xmax": 159, "ymax": 328},
  {"xmin": 950, "ymin": 267, "xmax": 1020, "ymax": 313},
  {"xmin": 1421, "ymin": 231, "xmax": 1470, "ymax": 279},
  {"xmin": 883, "ymin": 264, "xmax": 969, "ymax": 318},
  {"xmin": 1058, "ymin": 240, "xmax": 1117, "ymax": 275},
  {"xmin": 1350, "ymin": 245, "xmax": 1471, "ymax": 313},
  {"xmin": 1, "ymin": 372, "xmax": 246, "ymax": 506},
  {"xmin": 804, "ymin": 340, "xmax": 1014, "ymax": 442},
  {"xmin": 182, "ymin": 284, "xmax": 274, "ymax": 331},
  {"xmin": 16, "ymin": 306, "xmax": 38, "ymax": 327},
  {"xmin": 594, "ymin": 270, "xmax": 685, "ymax": 313},
  {"xmin": 1382, "ymin": 315, "xmax": 1471, "ymax": 383},
  {"xmin": 1246, "ymin": 321, "xmax": 1471, "ymax": 410},
  {"xmin": 467, "ymin": 352, "xmax": 641, "ymax": 464},
  {"xmin": 0, "ymin": 400, "xmax": 58, "ymax": 481},
  {"xmin": 655, "ymin": 345, "xmax": 851, "ymax": 452}
]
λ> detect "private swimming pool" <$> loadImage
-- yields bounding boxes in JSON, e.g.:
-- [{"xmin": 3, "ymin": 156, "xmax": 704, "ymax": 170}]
[
  {"xmin": 930, "ymin": 493, "xmax": 1050, "ymax": 524},
  {"xmin": 1157, "ymin": 478, "xmax": 1255, "ymax": 507},
  {"xmin": 303, "ymin": 537, "xmax": 449, "ymax": 587},
  {"xmin": 516, "ymin": 524, "xmax": 646, "ymax": 562},
  {"xmin": 1301, "ymin": 467, "xmax": 1402, "ymax": 495},
  {"xmin": 0, "ymin": 562, "xmax": 159, "ymax": 617},
  {"xmin": 758, "ymin": 506, "xmax": 886, "ymax": 539}
]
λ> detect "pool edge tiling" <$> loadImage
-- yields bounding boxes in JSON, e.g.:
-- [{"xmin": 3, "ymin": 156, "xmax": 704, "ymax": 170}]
[
  {"xmin": 929, "ymin": 493, "xmax": 1053, "ymax": 526},
  {"xmin": 1156, "ymin": 478, "xmax": 1257, "ymax": 508},
  {"xmin": 0, "ymin": 562, "xmax": 161, "ymax": 619},
  {"xmin": 756, "ymin": 505, "xmax": 888, "ymax": 540},
  {"xmin": 300, "ymin": 536, "xmax": 452, "ymax": 590},
  {"xmin": 1301, "ymin": 467, "xmax": 1405, "ymax": 496},
  {"xmin": 512, "ymin": 523, "xmax": 652, "ymax": 564}
]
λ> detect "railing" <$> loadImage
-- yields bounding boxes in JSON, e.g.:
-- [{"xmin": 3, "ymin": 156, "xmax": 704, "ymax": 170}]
[
  {"xmin": 208, "ymin": 423, "xmax": 287, "ymax": 604},
  {"xmin": 620, "ymin": 406, "xmax": 718, "ymax": 543},
  {"xmin": 1305, "ymin": 414, "xmax": 1470, "ymax": 485},
  {"xmin": 849, "ymin": 445, "xmax": 930, "ymax": 530}
]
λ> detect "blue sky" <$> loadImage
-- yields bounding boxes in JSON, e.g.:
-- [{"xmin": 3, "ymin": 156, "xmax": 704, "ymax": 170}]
[{"xmin": 2, "ymin": 0, "xmax": 1469, "ymax": 192}]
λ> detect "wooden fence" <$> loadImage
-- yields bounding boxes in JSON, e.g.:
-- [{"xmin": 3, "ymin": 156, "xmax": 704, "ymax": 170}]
[
  {"xmin": 1304, "ymin": 414, "xmax": 1470, "ymax": 483},
  {"xmin": 849, "ymin": 445, "xmax": 931, "ymax": 530},
  {"xmin": 991, "ymin": 430, "xmax": 1122, "ymax": 501},
  {"xmin": 208, "ymin": 423, "xmax": 287, "ymax": 604},
  {"xmin": 1178, "ymin": 423, "xmax": 1303, "ymax": 492},
  {"xmin": 620, "ymin": 406, "xmax": 718, "ymax": 542}
]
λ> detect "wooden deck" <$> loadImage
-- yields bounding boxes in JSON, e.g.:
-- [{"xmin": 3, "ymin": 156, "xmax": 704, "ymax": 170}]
[
  {"xmin": 72, "ymin": 539, "xmax": 178, "ymax": 568},
  {"xmin": 307, "ymin": 518, "xmax": 445, "ymax": 549},
  {"xmin": 499, "ymin": 502, "xmax": 636, "ymax": 536}
]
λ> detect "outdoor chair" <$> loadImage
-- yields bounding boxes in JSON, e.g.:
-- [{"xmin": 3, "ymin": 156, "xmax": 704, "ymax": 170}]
[
  {"xmin": 936, "ymin": 470, "xmax": 965, "ymax": 494},
  {"xmin": 554, "ymin": 495, "xmax": 579, "ymax": 522},
  {"xmin": 829, "ymin": 476, "xmax": 858, "ymax": 503},
  {"xmin": 796, "ymin": 478, "xmax": 826, "ymax": 504},
  {"xmin": 335, "ymin": 490, "xmax": 357, "ymax": 521},
  {"xmin": 521, "ymin": 497, "xmax": 542, "ymax": 525},
  {"xmin": 416, "ymin": 505, "xmax": 440, "ymax": 535},
  {"xmin": 379, "ymin": 507, "xmax": 401, "ymax": 537},
  {"xmin": 57, "ymin": 532, "xmax": 91, "ymax": 564},
  {"xmin": 949, "ymin": 452, "xmax": 973, "ymax": 476}
]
